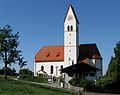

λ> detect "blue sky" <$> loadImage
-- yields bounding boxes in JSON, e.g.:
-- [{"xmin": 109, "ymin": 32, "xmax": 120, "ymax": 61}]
[{"xmin": 0, "ymin": 0, "xmax": 120, "ymax": 75}]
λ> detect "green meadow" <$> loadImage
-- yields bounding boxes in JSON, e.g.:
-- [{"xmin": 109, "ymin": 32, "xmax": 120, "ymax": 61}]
[{"xmin": 0, "ymin": 78, "xmax": 76, "ymax": 95}]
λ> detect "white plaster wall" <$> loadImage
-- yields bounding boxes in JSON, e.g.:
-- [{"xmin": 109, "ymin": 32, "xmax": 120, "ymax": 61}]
[
  {"xmin": 77, "ymin": 30, "xmax": 79, "ymax": 57},
  {"xmin": 87, "ymin": 59, "xmax": 102, "ymax": 80},
  {"xmin": 95, "ymin": 59, "xmax": 102, "ymax": 79},
  {"xmin": 85, "ymin": 59, "xmax": 96, "ymax": 80},
  {"xmin": 35, "ymin": 61, "xmax": 64, "ymax": 77},
  {"xmin": 64, "ymin": 7, "xmax": 79, "ymax": 68},
  {"xmin": 88, "ymin": 59, "xmax": 95, "ymax": 66},
  {"xmin": 64, "ymin": 31, "xmax": 78, "ymax": 67},
  {"xmin": 64, "ymin": 47, "xmax": 77, "ymax": 67},
  {"xmin": 64, "ymin": 32, "xmax": 78, "ymax": 46},
  {"xmin": 34, "ymin": 61, "xmax": 37, "ymax": 76}
]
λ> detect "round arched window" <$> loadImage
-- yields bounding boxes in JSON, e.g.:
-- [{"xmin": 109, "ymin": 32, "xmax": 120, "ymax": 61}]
[{"xmin": 41, "ymin": 66, "xmax": 44, "ymax": 71}]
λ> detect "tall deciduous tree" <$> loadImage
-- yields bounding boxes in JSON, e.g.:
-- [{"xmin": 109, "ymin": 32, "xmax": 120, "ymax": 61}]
[{"xmin": 0, "ymin": 25, "xmax": 27, "ymax": 79}]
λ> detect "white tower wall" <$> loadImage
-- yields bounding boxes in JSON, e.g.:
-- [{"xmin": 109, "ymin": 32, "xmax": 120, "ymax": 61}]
[{"xmin": 64, "ymin": 5, "xmax": 79, "ymax": 67}]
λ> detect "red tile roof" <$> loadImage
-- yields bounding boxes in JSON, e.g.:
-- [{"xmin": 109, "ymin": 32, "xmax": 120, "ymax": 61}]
[
  {"xmin": 35, "ymin": 45, "xmax": 64, "ymax": 62},
  {"xmin": 35, "ymin": 44, "xmax": 102, "ymax": 62},
  {"xmin": 78, "ymin": 44, "xmax": 102, "ymax": 63}
]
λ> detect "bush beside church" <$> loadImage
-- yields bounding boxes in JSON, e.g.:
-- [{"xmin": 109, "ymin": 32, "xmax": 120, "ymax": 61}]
[{"xmin": 19, "ymin": 69, "xmax": 47, "ymax": 83}]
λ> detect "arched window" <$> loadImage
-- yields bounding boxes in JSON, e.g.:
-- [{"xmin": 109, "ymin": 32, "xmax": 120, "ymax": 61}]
[
  {"xmin": 72, "ymin": 60, "xmax": 74, "ymax": 65},
  {"xmin": 67, "ymin": 26, "xmax": 69, "ymax": 31},
  {"xmin": 69, "ymin": 42, "xmax": 71, "ymax": 44},
  {"xmin": 71, "ymin": 25, "xmax": 73, "ymax": 31},
  {"xmin": 50, "ymin": 65, "xmax": 53, "ymax": 74},
  {"xmin": 61, "ymin": 65, "xmax": 63, "ymax": 70},
  {"xmin": 41, "ymin": 66, "xmax": 44, "ymax": 71}
]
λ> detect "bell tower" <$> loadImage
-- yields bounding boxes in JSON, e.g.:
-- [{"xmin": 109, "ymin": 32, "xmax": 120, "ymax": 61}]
[{"xmin": 64, "ymin": 4, "xmax": 79, "ymax": 67}]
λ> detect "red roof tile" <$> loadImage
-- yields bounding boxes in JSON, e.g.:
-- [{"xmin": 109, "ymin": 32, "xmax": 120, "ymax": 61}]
[
  {"xmin": 78, "ymin": 44, "xmax": 102, "ymax": 62},
  {"xmin": 35, "ymin": 44, "xmax": 102, "ymax": 62},
  {"xmin": 35, "ymin": 45, "xmax": 64, "ymax": 62}
]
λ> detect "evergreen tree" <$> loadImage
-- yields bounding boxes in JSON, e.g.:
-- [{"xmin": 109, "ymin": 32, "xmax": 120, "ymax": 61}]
[
  {"xmin": 106, "ymin": 41, "xmax": 120, "ymax": 90},
  {"xmin": 106, "ymin": 41, "xmax": 120, "ymax": 76},
  {"xmin": 98, "ymin": 41, "xmax": 120, "ymax": 92}
]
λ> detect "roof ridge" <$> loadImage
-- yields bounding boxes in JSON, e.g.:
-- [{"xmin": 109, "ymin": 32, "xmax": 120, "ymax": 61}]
[
  {"xmin": 42, "ymin": 45, "xmax": 63, "ymax": 47},
  {"xmin": 80, "ymin": 43, "xmax": 96, "ymax": 45}
]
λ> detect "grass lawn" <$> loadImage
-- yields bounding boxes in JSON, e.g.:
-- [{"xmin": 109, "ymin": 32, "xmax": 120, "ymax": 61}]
[{"xmin": 0, "ymin": 78, "xmax": 76, "ymax": 95}]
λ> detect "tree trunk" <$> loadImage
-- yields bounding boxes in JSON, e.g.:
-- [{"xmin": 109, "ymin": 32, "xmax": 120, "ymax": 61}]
[
  {"xmin": 4, "ymin": 41, "xmax": 7, "ymax": 79},
  {"xmin": 4, "ymin": 63, "xmax": 7, "ymax": 79}
]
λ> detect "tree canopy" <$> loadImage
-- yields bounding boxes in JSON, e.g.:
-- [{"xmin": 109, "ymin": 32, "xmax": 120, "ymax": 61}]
[
  {"xmin": 97, "ymin": 41, "xmax": 120, "ymax": 92},
  {"xmin": 106, "ymin": 41, "xmax": 120, "ymax": 77},
  {"xmin": 0, "ymin": 25, "xmax": 27, "ymax": 79}
]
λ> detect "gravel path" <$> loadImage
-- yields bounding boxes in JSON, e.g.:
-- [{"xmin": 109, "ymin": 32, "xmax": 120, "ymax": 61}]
[{"xmin": 86, "ymin": 92, "xmax": 120, "ymax": 95}]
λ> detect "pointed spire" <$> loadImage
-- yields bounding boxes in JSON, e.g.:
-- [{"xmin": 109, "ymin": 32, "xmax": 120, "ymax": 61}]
[{"xmin": 64, "ymin": 4, "xmax": 79, "ymax": 24}]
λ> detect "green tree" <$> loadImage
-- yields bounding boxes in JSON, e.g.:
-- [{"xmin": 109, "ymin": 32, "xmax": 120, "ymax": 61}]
[
  {"xmin": 106, "ymin": 41, "xmax": 120, "ymax": 90},
  {"xmin": 114, "ymin": 41, "xmax": 120, "ymax": 64},
  {"xmin": 0, "ymin": 67, "xmax": 16, "ymax": 76},
  {"xmin": 97, "ymin": 41, "xmax": 120, "ymax": 92},
  {"xmin": 0, "ymin": 25, "xmax": 27, "ymax": 79},
  {"xmin": 19, "ymin": 69, "xmax": 33, "ymax": 79}
]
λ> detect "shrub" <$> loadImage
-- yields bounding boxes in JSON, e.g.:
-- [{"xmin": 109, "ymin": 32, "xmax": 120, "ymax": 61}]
[
  {"xmin": 19, "ymin": 69, "xmax": 33, "ymax": 79},
  {"xmin": 0, "ymin": 67, "xmax": 16, "ymax": 76},
  {"xmin": 30, "ymin": 76, "xmax": 48, "ymax": 83},
  {"xmin": 19, "ymin": 69, "xmax": 47, "ymax": 83},
  {"xmin": 69, "ymin": 77, "xmax": 94, "ymax": 89},
  {"xmin": 59, "ymin": 74, "xmax": 65, "ymax": 83},
  {"xmin": 96, "ymin": 75, "xmax": 120, "ymax": 93}
]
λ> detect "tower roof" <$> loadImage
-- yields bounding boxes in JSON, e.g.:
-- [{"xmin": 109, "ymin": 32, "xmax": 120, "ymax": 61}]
[{"xmin": 64, "ymin": 4, "xmax": 79, "ymax": 24}]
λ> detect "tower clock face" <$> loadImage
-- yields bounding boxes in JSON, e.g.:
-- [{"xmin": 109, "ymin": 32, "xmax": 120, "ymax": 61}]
[{"xmin": 67, "ymin": 15, "xmax": 73, "ymax": 21}]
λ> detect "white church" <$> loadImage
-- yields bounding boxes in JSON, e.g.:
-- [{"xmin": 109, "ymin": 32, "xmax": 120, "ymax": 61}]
[{"xmin": 34, "ymin": 4, "xmax": 102, "ymax": 81}]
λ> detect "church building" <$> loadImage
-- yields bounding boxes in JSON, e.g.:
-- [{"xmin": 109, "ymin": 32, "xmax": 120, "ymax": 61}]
[{"xmin": 34, "ymin": 4, "xmax": 102, "ymax": 81}]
